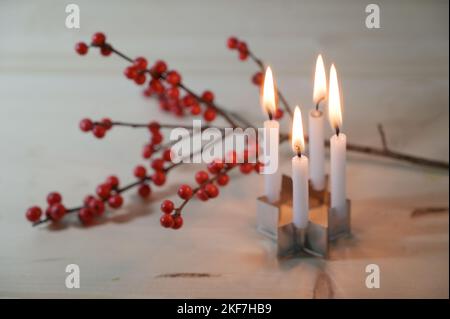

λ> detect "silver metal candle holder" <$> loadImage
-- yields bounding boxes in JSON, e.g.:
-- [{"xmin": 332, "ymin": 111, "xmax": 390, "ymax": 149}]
[{"xmin": 256, "ymin": 175, "xmax": 351, "ymax": 258}]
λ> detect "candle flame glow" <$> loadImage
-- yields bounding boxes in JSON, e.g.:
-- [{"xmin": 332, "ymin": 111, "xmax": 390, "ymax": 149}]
[
  {"xmin": 313, "ymin": 54, "xmax": 327, "ymax": 105},
  {"xmin": 261, "ymin": 66, "xmax": 278, "ymax": 117},
  {"xmin": 328, "ymin": 64, "xmax": 342, "ymax": 130},
  {"xmin": 291, "ymin": 106, "xmax": 305, "ymax": 155}
]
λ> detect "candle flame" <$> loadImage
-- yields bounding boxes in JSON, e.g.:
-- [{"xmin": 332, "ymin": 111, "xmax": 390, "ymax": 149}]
[
  {"xmin": 261, "ymin": 66, "xmax": 278, "ymax": 117},
  {"xmin": 313, "ymin": 54, "xmax": 327, "ymax": 105},
  {"xmin": 291, "ymin": 106, "xmax": 305, "ymax": 155},
  {"xmin": 328, "ymin": 64, "xmax": 342, "ymax": 130}
]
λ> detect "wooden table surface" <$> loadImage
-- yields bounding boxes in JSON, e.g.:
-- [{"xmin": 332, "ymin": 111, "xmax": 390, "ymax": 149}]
[{"xmin": 0, "ymin": 0, "xmax": 448, "ymax": 298}]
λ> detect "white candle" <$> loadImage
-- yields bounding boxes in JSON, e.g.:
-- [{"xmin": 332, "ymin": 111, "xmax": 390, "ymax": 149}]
[
  {"xmin": 263, "ymin": 119, "xmax": 281, "ymax": 203},
  {"xmin": 292, "ymin": 107, "xmax": 309, "ymax": 228},
  {"xmin": 309, "ymin": 54, "xmax": 327, "ymax": 190},
  {"xmin": 261, "ymin": 66, "xmax": 281, "ymax": 203},
  {"xmin": 328, "ymin": 64, "xmax": 347, "ymax": 216},
  {"xmin": 330, "ymin": 133, "xmax": 346, "ymax": 213},
  {"xmin": 309, "ymin": 110, "xmax": 325, "ymax": 190}
]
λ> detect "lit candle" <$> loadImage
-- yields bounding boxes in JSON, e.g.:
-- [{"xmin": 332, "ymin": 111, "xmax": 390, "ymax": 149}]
[
  {"xmin": 291, "ymin": 106, "xmax": 309, "ymax": 229},
  {"xmin": 309, "ymin": 54, "xmax": 327, "ymax": 191},
  {"xmin": 328, "ymin": 64, "xmax": 347, "ymax": 216},
  {"xmin": 261, "ymin": 66, "xmax": 281, "ymax": 203}
]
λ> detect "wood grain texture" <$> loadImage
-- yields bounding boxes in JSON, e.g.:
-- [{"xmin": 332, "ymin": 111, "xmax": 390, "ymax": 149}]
[{"xmin": 0, "ymin": 0, "xmax": 448, "ymax": 298}]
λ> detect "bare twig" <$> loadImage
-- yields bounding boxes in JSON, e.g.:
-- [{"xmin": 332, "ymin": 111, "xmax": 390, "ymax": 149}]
[{"xmin": 377, "ymin": 124, "xmax": 389, "ymax": 151}]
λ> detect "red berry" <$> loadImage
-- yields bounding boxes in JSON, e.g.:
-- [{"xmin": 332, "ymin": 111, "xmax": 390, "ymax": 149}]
[
  {"xmin": 106, "ymin": 175, "xmax": 119, "ymax": 188},
  {"xmin": 254, "ymin": 162, "xmax": 264, "ymax": 173},
  {"xmin": 92, "ymin": 32, "xmax": 106, "ymax": 46},
  {"xmin": 190, "ymin": 104, "xmax": 201, "ymax": 115},
  {"xmin": 151, "ymin": 158, "xmax": 165, "ymax": 171},
  {"xmin": 151, "ymin": 132, "xmax": 163, "ymax": 145},
  {"xmin": 100, "ymin": 46, "xmax": 112, "ymax": 56},
  {"xmin": 237, "ymin": 41, "xmax": 248, "ymax": 53},
  {"xmin": 79, "ymin": 118, "xmax": 93, "ymax": 132},
  {"xmin": 148, "ymin": 121, "xmax": 161, "ymax": 133},
  {"xmin": 134, "ymin": 165, "xmax": 147, "ymax": 179},
  {"xmin": 138, "ymin": 183, "xmax": 151, "ymax": 198},
  {"xmin": 83, "ymin": 195, "xmax": 96, "ymax": 206},
  {"xmin": 178, "ymin": 184, "xmax": 193, "ymax": 200},
  {"xmin": 93, "ymin": 125, "xmax": 106, "ymax": 138},
  {"xmin": 143, "ymin": 88, "xmax": 152, "ymax": 97},
  {"xmin": 78, "ymin": 207, "xmax": 94, "ymax": 225},
  {"xmin": 227, "ymin": 37, "xmax": 238, "ymax": 49},
  {"xmin": 204, "ymin": 183, "xmax": 219, "ymax": 198},
  {"xmin": 240, "ymin": 163, "xmax": 254, "ymax": 174},
  {"xmin": 203, "ymin": 107, "xmax": 216, "ymax": 122},
  {"xmin": 252, "ymin": 72, "xmax": 263, "ymax": 86},
  {"xmin": 182, "ymin": 94, "xmax": 196, "ymax": 107},
  {"xmin": 134, "ymin": 73, "xmax": 146, "ymax": 85},
  {"xmin": 166, "ymin": 87, "xmax": 179, "ymax": 99},
  {"xmin": 166, "ymin": 70, "xmax": 181, "ymax": 85},
  {"xmin": 158, "ymin": 98, "xmax": 170, "ymax": 111},
  {"xmin": 124, "ymin": 66, "xmax": 138, "ymax": 80},
  {"xmin": 166, "ymin": 87, "xmax": 180, "ymax": 100},
  {"xmin": 88, "ymin": 199, "xmax": 105, "ymax": 216},
  {"xmin": 47, "ymin": 192, "xmax": 62, "ymax": 205},
  {"xmin": 101, "ymin": 118, "xmax": 113, "ymax": 130},
  {"xmin": 274, "ymin": 108, "xmax": 284, "ymax": 120},
  {"xmin": 75, "ymin": 42, "xmax": 88, "ymax": 55},
  {"xmin": 172, "ymin": 215, "xmax": 183, "ymax": 229},
  {"xmin": 153, "ymin": 60, "xmax": 167, "ymax": 74},
  {"xmin": 217, "ymin": 174, "xmax": 229, "ymax": 186},
  {"xmin": 207, "ymin": 160, "xmax": 224, "ymax": 174},
  {"xmin": 96, "ymin": 183, "xmax": 111, "ymax": 199},
  {"xmin": 160, "ymin": 200, "xmax": 174, "ymax": 214},
  {"xmin": 195, "ymin": 170, "xmax": 209, "ymax": 184},
  {"xmin": 49, "ymin": 203, "xmax": 66, "ymax": 221},
  {"xmin": 108, "ymin": 194, "xmax": 123, "ymax": 209},
  {"xmin": 26, "ymin": 206, "xmax": 42, "ymax": 222},
  {"xmin": 201, "ymin": 90, "xmax": 214, "ymax": 103},
  {"xmin": 142, "ymin": 144, "xmax": 154, "ymax": 159},
  {"xmin": 239, "ymin": 51, "xmax": 249, "ymax": 61},
  {"xmin": 196, "ymin": 188, "xmax": 209, "ymax": 201},
  {"xmin": 162, "ymin": 149, "xmax": 172, "ymax": 162},
  {"xmin": 134, "ymin": 57, "xmax": 148, "ymax": 70},
  {"xmin": 152, "ymin": 171, "xmax": 166, "ymax": 186},
  {"xmin": 160, "ymin": 214, "xmax": 174, "ymax": 228},
  {"xmin": 150, "ymin": 79, "xmax": 164, "ymax": 94}
]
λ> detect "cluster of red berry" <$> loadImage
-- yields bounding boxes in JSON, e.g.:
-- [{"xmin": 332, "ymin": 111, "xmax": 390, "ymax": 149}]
[
  {"xmin": 226, "ymin": 36, "xmax": 249, "ymax": 61},
  {"xmin": 157, "ymin": 151, "xmax": 263, "ymax": 229},
  {"xmin": 79, "ymin": 117, "xmax": 112, "ymax": 139},
  {"xmin": 26, "ymin": 192, "xmax": 66, "ymax": 223},
  {"xmin": 143, "ymin": 121, "xmax": 165, "ymax": 159},
  {"xmin": 76, "ymin": 32, "xmax": 218, "ymax": 122}
]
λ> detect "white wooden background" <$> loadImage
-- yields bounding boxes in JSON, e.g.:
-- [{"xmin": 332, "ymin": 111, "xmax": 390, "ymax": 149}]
[{"xmin": 0, "ymin": 0, "xmax": 448, "ymax": 298}]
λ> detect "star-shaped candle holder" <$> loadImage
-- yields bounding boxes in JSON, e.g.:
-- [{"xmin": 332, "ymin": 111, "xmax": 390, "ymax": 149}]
[{"xmin": 256, "ymin": 175, "xmax": 351, "ymax": 258}]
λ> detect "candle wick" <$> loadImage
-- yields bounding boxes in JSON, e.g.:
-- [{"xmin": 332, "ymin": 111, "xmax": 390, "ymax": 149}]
[
  {"xmin": 297, "ymin": 151, "xmax": 302, "ymax": 158},
  {"xmin": 336, "ymin": 127, "xmax": 340, "ymax": 136},
  {"xmin": 268, "ymin": 111, "xmax": 273, "ymax": 121},
  {"xmin": 315, "ymin": 97, "xmax": 324, "ymax": 111}
]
